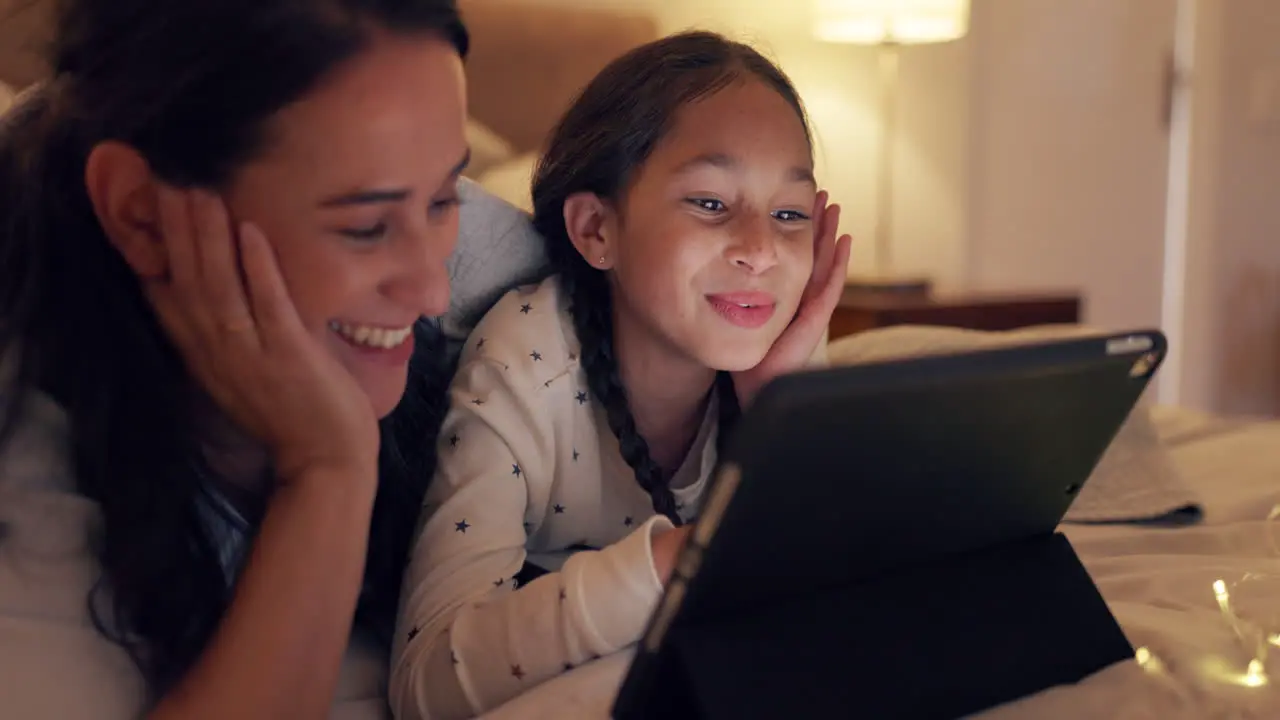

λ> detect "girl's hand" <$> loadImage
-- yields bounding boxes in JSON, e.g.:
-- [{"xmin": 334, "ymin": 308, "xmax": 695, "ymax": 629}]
[
  {"xmin": 732, "ymin": 190, "xmax": 852, "ymax": 406},
  {"xmin": 651, "ymin": 525, "xmax": 694, "ymax": 586},
  {"xmin": 144, "ymin": 188, "xmax": 380, "ymax": 483}
]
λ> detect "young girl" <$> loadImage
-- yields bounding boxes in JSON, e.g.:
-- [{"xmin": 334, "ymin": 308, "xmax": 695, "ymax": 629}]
[{"xmin": 390, "ymin": 31, "xmax": 852, "ymax": 720}]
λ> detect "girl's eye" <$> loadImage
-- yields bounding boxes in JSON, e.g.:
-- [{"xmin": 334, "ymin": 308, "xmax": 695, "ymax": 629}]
[
  {"xmin": 339, "ymin": 222, "xmax": 388, "ymax": 241},
  {"xmin": 772, "ymin": 209, "xmax": 811, "ymax": 223},
  {"xmin": 429, "ymin": 195, "xmax": 462, "ymax": 218},
  {"xmin": 686, "ymin": 198, "xmax": 725, "ymax": 213}
]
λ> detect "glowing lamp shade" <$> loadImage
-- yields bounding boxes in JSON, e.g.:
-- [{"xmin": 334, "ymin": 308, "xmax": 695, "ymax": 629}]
[{"xmin": 812, "ymin": 0, "xmax": 970, "ymax": 45}]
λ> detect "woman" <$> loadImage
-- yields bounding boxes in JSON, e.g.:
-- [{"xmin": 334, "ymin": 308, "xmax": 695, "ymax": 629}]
[{"xmin": 0, "ymin": 0, "xmax": 542, "ymax": 717}]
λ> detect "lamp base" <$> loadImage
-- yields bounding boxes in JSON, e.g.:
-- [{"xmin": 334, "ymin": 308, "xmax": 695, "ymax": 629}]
[{"xmin": 844, "ymin": 272, "xmax": 934, "ymax": 297}]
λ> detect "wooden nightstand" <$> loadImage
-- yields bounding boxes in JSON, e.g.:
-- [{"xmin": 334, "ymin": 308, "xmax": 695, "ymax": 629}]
[{"xmin": 829, "ymin": 288, "xmax": 1082, "ymax": 341}]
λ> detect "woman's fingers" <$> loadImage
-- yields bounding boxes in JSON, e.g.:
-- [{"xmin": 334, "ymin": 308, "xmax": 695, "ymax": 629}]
[
  {"xmin": 190, "ymin": 191, "xmax": 259, "ymax": 345},
  {"xmin": 149, "ymin": 187, "xmax": 214, "ymax": 358},
  {"xmin": 238, "ymin": 221, "xmax": 306, "ymax": 349},
  {"xmin": 156, "ymin": 186, "xmax": 200, "ymax": 307}
]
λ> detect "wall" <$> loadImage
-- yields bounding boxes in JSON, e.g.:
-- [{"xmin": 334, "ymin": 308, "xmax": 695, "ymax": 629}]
[
  {"xmin": 965, "ymin": 0, "xmax": 1176, "ymax": 334},
  {"xmin": 481, "ymin": 0, "xmax": 972, "ymax": 289},
  {"xmin": 1174, "ymin": 0, "xmax": 1280, "ymax": 416}
]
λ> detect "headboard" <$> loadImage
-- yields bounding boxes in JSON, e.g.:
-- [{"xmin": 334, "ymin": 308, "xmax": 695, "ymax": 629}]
[
  {"xmin": 0, "ymin": 0, "xmax": 52, "ymax": 90},
  {"xmin": 460, "ymin": 1, "xmax": 659, "ymax": 154},
  {"xmin": 0, "ymin": 0, "xmax": 660, "ymax": 154}
]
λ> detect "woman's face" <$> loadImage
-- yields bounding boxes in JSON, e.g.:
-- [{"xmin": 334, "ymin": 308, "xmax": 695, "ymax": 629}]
[{"xmin": 224, "ymin": 34, "xmax": 468, "ymax": 418}]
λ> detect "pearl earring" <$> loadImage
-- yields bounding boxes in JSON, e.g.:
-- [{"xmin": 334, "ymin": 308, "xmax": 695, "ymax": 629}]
[{"xmin": 598, "ymin": 256, "xmax": 607, "ymax": 265}]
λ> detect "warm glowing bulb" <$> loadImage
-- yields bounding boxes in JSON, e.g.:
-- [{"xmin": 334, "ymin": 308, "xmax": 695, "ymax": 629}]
[
  {"xmin": 1244, "ymin": 659, "xmax": 1269, "ymax": 687},
  {"xmin": 1134, "ymin": 646, "xmax": 1164, "ymax": 673},
  {"xmin": 811, "ymin": 0, "xmax": 970, "ymax": 45},
  {"xmin": 1214, "ymin": 579, "xmax": 1231, "ymax": 612}
]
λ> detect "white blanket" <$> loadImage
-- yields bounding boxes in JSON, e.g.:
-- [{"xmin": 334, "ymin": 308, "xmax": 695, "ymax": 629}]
[{"xmin": 481, "ymin": 407, "xmax": 1280, "ymax": 719}]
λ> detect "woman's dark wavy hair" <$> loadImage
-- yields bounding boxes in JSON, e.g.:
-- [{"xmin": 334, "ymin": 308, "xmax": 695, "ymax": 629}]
[
  {"xmin": 0, "ymin": 0, "xmax": 467, "ymax": 700},
  {"xmin": 531, "ymin": 31, "xmax": 811, "ymax": 525}
]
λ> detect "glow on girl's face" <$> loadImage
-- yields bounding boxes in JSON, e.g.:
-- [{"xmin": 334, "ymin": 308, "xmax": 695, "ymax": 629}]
[{"xmin": 607, "ymin": 79, "xmax": 816, "ymax": 373}]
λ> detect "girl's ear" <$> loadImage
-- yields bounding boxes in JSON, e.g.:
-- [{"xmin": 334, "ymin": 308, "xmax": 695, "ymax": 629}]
[
  {"xmin": 562, "ymin": 191, "xmax": 617, "ymax": 270},
  {"xmin": 84, "ymin": 141, "xmax": 168, "ymax": 280}
]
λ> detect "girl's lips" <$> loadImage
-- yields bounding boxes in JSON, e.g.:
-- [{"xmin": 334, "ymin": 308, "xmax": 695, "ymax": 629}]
[
  {"xmin": 706, "ymin": 292, "xmax": 778, "ymax": 329},
  {"xmin": 707, "ymin": 291, "xmax": 776, "ymax": 307}
]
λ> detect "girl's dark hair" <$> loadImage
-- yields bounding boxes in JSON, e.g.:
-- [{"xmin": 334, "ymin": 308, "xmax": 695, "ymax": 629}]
[
  {"xmin": 0, "ymin": 0, "xmax": 466, "ymax": 699},
  {"xmin": 531, "ymin": 31, "xmax": 811, "ymax": 525}
]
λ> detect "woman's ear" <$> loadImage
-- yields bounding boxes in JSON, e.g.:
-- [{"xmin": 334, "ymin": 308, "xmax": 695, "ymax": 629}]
[
  {"xmin": 84, "ymin": 141, "xmax": 168, "ymax": 279},
  {"xmin": 562, "ymin": 191, "xmax": 617, "ymax": 270}
]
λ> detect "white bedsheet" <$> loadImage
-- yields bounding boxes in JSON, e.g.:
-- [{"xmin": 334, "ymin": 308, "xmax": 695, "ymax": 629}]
[{"xmin": 480, "ymin": 406, "xmax": 1280, "ymax": 719}]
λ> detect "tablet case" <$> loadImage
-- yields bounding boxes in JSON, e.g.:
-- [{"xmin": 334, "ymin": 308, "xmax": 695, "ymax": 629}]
[{"xmin": 613, "ymin": 330, "xmax": 1166, "ymax": 720}]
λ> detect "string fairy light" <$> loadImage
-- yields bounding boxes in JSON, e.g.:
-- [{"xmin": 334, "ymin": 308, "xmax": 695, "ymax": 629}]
[
  {"xmin": 1174, "ymin": 504, "xmax": 1280, "ymax": 689},
  {"xmin": 1126, "ymin": 506, "xmax": 1280, "ymax": 690},
  {"xmin": 1204, "ymin": 574, "xmax": 1273, "ymax": 688}
]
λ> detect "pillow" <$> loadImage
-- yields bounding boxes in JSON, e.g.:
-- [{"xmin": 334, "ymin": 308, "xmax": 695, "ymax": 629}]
[
  {"xmin": 463, "ymin": 118, "xmax": 516, "ymax": 179},
  {"xmin": 436, "ymin": 178, "xmax": 550, "ymax": 367},
  {"xmin": 826, "ymin": 324, "xmax": 1203, "ymax": 525},
  {"xmin": 474, "ymin": 152, "xmax": 537, "ymax": 213}
]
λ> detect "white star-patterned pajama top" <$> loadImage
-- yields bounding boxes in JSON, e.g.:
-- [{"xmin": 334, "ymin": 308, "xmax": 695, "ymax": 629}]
[{"xmin": 389, "ymin": 276, "xmax": 722, "ymax": 720}]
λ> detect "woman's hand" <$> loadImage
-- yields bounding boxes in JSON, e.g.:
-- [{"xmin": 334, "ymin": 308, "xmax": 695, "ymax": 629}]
[
  {"xmin": 732, "ymin": 190, "xmax": 852, "ymax": 407},
  {"xmin": 144, "ymin": 187, "xmax": 380, "ymax": 482}
]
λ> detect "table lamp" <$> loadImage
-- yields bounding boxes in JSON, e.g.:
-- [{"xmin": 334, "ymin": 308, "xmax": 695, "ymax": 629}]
[{"xmin": 812, "ymin": 0, "xmax": 970, "ymax": 296}]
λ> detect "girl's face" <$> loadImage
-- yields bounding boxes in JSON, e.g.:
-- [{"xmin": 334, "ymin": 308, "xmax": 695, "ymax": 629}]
[
  {"xmin": 224, "ymin": 35, "xmax": 468, "ymax": 418},
  {"xmin": 606, "ymin": 79, "xmax": 816, "ymax": 373}
]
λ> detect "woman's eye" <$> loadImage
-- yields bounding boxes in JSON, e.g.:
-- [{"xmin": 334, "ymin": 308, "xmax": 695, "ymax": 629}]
[
  {"xmin": 429, "ymin": 195, "xmax": 462, "ymax": 218},
  {"xmin": 687, "ymin": 198, "xmax": 725, "ymax": 213},
  {"xmin": 339, "ymin": 222, "xmax": 388, "ymax": 241},
  {"xmin": 773, "ymin": 209, "xmax": 811, "ymax": 223}
]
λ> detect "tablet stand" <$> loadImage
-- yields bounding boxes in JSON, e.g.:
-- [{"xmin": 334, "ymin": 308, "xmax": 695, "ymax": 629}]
[{"xmin": 613, "ymin": 532, "xmax": 1132, "ymax": 720}]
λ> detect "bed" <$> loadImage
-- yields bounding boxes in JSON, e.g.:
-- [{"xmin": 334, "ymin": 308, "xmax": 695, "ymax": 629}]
[
  {"xmin": 455, "ymin": 2, "xmax": 1280, "ymax": 718},
  {"xmin": 479, "ymin": 401, "xmax": 1280, "ymax": 719}
]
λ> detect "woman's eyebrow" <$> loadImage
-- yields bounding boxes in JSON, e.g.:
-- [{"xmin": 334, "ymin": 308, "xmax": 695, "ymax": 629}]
[
  {"xmin": 318, "ymin": 188, "xmax": 411, "ymax": 208},
  {"xmin": 318, "ymin": 149, "xmax": 472, "ymax": 208}
]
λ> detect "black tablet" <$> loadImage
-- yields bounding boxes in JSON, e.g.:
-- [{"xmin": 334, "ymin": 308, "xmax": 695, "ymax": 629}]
[{"xmin": 613, "ymin": 329, "xmax": 1167, "ymax": 720}]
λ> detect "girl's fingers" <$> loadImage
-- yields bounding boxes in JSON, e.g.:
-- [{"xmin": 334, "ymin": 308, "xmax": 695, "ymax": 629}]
[
  {"xmin": 824, "ymin": 235, "xmax": 853, "ymax": 303},
  {"xmin": 191, "ymin": 191, "xmax": 258, "ymax": 344},
  {"xmin": 806, "ymin": 194, "xmax": 842, "ymax": 302},
  {"xmin": 812, "ymin": 190, "xmax": 829, "ymax": 224},
  {"xmin": 810, "ymin": 191, "xmax": 829, "ymax": 257},
  {"xmin": 238, "ymin": 221, "xmax": 306, "ymax": 348},
  {"xmin": 799, "ymin": 233, "xmax": 851, "ymax": 322},
  {"xmin": 813, "ymin": 204, "xmax": 840, "ymax": 270}
]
